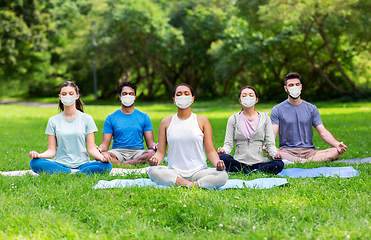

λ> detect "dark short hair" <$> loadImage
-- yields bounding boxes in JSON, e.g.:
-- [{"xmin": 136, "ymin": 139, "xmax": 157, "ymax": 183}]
[
  {"xmin": 172, "ymin": 83, "xmax": 194, "ymax": 97},
  {"xmin": 239, "ymin": 86, "xmax": 258, "ymax": 99},
  {"xmin": 118, "ymin": 81, "xmax": 137, "ymax": 95},
  {"xmin": 284, "ymin": 72, "xmax": 301, "ymax": 85}
]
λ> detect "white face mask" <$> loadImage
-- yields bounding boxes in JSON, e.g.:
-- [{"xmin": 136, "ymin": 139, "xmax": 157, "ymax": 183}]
[
  {"xmin": 61, "ymin": 95, "xmax": 77, "ymax": 106},
  {"xmin": 121, "ymin": 95, "xmax": 135, "ymax": 107},
  {"xmin": 241, "ymin": 96, "xmax": 256, "ymax": 108},
  {"xmin": 287, "ymin": 86, "xmax": 301, "ymax": 99},
  {"xmin": 175, "ymin": 96, "xmax": 193, "ymax": 109}
]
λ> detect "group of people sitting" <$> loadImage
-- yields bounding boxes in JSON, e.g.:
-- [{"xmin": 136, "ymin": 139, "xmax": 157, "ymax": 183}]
[{"xmin": 29, "ymin": 72, "xmax": 347, "ymax": 189}]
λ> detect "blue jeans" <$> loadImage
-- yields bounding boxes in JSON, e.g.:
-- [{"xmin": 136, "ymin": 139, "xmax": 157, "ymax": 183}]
[
  {"xmin": 30, "ymin": 158, "xmax": 112, "ymax": 175},
  {"xmin": 219, "ymin": 154, "xmax": 284, "ymax": 175}
]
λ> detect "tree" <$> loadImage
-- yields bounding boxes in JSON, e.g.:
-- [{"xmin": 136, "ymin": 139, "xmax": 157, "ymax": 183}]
[{"xmin": 255, "ymin": 0, "xmax": 371, "ymax": 94}]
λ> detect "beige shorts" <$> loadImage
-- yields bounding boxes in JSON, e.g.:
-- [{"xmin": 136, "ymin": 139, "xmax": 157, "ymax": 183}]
[
  {"xmin": 279, "ymin": 147, "xmax": 318, "ymax": 159},
  {"xmin": 108, "ymin": 149, "xmax": 145, "ymax": 162}
]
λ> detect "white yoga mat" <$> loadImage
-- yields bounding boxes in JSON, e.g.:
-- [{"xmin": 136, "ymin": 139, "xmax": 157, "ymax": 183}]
[{"xmin": 0, "ymin": 167, "xmax": 150, "ymax": 177}]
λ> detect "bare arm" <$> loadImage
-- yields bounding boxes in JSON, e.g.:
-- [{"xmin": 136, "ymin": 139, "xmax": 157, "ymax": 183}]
[
  {"xmin": 87, "ymin": 132, "xmax": 111, "ymax": 162},
  {"xmin": 29, "ymin": 135, "xmax": 57, "ymax": 159},
  {"xmin": 217, "ymin": 115, "xmax": 235, "ymax": 155},
  {"xmin": 148, "ymin": 117, "xmax": 170, "ymax": 166},
  {"xmin": 98, "ymin": 133, "xmax": 112, "ymax": 152},
  {"xmin": 198, "ymin": 115, "xmax": 225, "ymax": 171},
  {"xmin": 272, "ymin": 124, "xmax": 279, "ymax": 139},
  {"xmin": 315, "ymin": 124, "xmax": 347, "ymax": 153},
  {"xmin": 143, "ymin": 131, "xmax": 157, "ymax": 150}
]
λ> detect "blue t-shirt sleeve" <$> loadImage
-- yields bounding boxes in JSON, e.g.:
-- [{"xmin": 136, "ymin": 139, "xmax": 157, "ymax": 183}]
[
  {"xmin": 45, "ymin": 117, "xmax": 56, "ymax": 136},
  {"xmin": 143, "ymin": 113, "xmax": 153, "ymax": 132},
  {"xmin": 103, "ymin": 115, "xmax": 113, "ymax": 134},
  {"xmin": 85, "ymin": 114, "xmax": 98, "ymax": 134},
  {"xmin": 312, "ymin": 106, "xmax": 322, "ymax": 128},
  {"xmin": 270, "ymin": 106, "xmax": 280, "ymax": 125}
]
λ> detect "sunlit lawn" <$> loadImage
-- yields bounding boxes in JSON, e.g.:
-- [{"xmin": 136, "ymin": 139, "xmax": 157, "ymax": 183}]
[{"xmin": 1, "ymin": 100, "xmax": 371, "ymax": 239}]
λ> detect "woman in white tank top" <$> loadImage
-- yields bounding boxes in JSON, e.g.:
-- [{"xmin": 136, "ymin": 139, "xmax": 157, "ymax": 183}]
[{"xmin": 148, "ymin": 84, "xmax": 228, "ymax": 189}]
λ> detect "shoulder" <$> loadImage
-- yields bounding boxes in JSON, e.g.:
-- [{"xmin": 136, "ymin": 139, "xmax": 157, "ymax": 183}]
[
  {"xmin": 258, "ymin": 111, "xmax": 269, "ymax": 118},
  {"xmin": 302, "ymin": 100, "xmax": 317, "ymax": 108},
  {"xmin": 160, "ymin": 116, "xmax": 172, "ymax": 127},
  {"xmin": 134, "ymin": 108, "xmax": 146, "ymax": 115},
  {"xmin": 106, "ymin": 109, "xmax": 121, "ymax": 119},
  {"xmin": 80, "ymin": 112, "xmax": 93, "ymax": 118},
  {"xmin": 134, "ymin": 109, "xmax": 150, "ymax": 118},
  {"xmin": 196, "ymin": 114, "xmax": 209, "ymax": 124},
  {"xmin": 228, "ymin": 112, "xmax": 240, "ymax": 119},
  {"xmin": 79, "ymin": 112, "xmax": 96, "ymax": 124},
  {"xmin": 81, "ymin": 111, "xmax": 94, "ymax": 118},
  {"xmin": 48, "ymin": 113, "xmax": 62, "ymax": 122},
  {"xmin": 227, "ymin": 112, "xmax": 239, "ymax": 123},
  {"xmin": 258, "ymin": 111, "xmax": 270, "ymax": 122},
  {"xmin": 272, "ymin": 100, "xmax": 288, "ymax": 110},
  {"xmin": 302, "ymin": 100, "xmax": 319, "ymax": 112},
  {"xmin": 271, "ymin": 100, "xmax": 289, "ymax": 117}
]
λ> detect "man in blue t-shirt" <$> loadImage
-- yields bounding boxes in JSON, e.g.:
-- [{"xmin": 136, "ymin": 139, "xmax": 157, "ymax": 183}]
[
  {"xmin": 98, "ymin": 82, "xmax": 157, "ymax": 165},
  {"xmin": 269, "ymin": 72, "xmax": 347, "ymax": 163}
]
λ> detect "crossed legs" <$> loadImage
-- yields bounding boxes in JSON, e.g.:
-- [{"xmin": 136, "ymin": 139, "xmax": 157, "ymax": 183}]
[
  {"xmin": 102, "ymin": 149, "xmax": 155, "ymax": 166},
  {"xmin": 278, "ymin": 147, "xmax": 342, "ymax": 163},
  {"xmin": 219, "ymin": 154, "xmax": 284, "ymax": 175},
  {"xmin": 148, "ymin": 166, "xmax": 228, "ymax": 189},
  {"xmin": 30, "ymin": 158, "xmax": 112, "ymax": 175}
]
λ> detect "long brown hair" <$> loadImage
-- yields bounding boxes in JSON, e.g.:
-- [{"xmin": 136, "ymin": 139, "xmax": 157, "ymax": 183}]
[
  {"xmin": 239, "ymin": 86, "xmax": 258, "ymax": 111},
  {"xmin": 58, "ymin": 81, "xmax": 84, "ymax": 112}
]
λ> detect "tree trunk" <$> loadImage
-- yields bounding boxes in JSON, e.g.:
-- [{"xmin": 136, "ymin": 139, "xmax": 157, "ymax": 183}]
[
  {"xmin": 316, "ymin": 22, "xmax": 363, "ymax": 94},
  {"xmin": 302, "ymin": 24, "xmax": 351, "ymax": 94}
]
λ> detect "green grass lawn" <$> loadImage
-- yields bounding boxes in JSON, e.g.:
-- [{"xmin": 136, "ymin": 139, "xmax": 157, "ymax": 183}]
[{"xmin": 1, "ymin": 101, "xmax": 371, "ymax": 239}]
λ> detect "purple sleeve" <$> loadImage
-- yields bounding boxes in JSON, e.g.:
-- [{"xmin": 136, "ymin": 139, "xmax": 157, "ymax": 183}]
[
  {"xmin": 270, "ymin": 106, "xmax": 280, "ymax": 125},
  {"xmin": 312, "ymin": 106, "xmax": 322, "ymax": 127}
]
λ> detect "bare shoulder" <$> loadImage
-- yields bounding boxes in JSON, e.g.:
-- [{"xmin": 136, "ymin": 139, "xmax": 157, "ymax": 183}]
[
  {"xmin": 196, "ymin": 114, "xmax": 210, "ymax": 124},
  {"xmin": 160, "ymin": 116, "xmax": 173, "ymax": 127},
  {"xmin": 196, "ymin": 115, "xmax": 211, "ymax": 128},
  {"xmin": 196, "ymin": 114, "xmax": 209, "ymax": 121}
]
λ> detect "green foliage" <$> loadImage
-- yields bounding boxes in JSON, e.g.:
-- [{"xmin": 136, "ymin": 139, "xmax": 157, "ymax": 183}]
[
  {"xmin": 231, "ymin": 0, "xmax": 371, "ymax": 100},
  {"xmin": 1, "ymin": 0, "xmax": 371, "ymax": 101}
]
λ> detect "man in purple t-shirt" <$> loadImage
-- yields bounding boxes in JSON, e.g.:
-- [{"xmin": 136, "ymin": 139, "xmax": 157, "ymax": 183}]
[{"xmin": 269, "ymin": 72, "xmax": 347, "ymax": 163}]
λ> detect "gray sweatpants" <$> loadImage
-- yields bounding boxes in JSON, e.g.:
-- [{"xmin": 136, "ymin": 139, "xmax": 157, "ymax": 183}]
[{"xmin": 148, "ymin": 166, "xmax": 228, "ymax": 189}]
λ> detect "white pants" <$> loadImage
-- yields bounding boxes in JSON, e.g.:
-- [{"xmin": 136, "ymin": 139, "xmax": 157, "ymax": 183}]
[{"xmin": 148, "ymin": 166, "xmax": 228, "ymax": 189}]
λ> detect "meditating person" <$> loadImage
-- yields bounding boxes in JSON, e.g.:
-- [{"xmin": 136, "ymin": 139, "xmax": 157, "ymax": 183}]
[
  {"xmin": 270, "ymin": 72, "xmax": 347, "ymax": 162},
  {"xmin": 29, "ymin": 81, "xmax": 112, "ymax": 175},
  {"xmin": 98, "ymin": 81, "xmax": 157, "ymax": 165},
  {"xmin": 147, "ymin": 83, "xmax": 228, "ymax": 188},
  {"xmin": 218, "ymin": 86, "xmax": 284, "ymax": 175}
]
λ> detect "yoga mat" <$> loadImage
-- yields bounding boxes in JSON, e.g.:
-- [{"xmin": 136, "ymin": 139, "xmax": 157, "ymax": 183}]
[
  {"xmin": 92, "ymin": 178, "xmax": 289, "ymax": 190},
  {"xmin": 334, "ymin": 157, "xmax": 371, "ymax": 164},
  {"xmin": 93, "ymin": 178, "xmax": 166, "ymax": 189},
  {"xmin": 218, "ymin": 178, "xmax": 289, "ymax": 190},
  {"xmin": 0, "ymin": 170, "xmax": 38, "ymax": 176},
  {"xmin": 0, "ymin": 167, "xmax": 150, "ymax": 177},
  {"xmin": 278, "ymin": 166, "xmax": 359, "ymax": 178}
]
